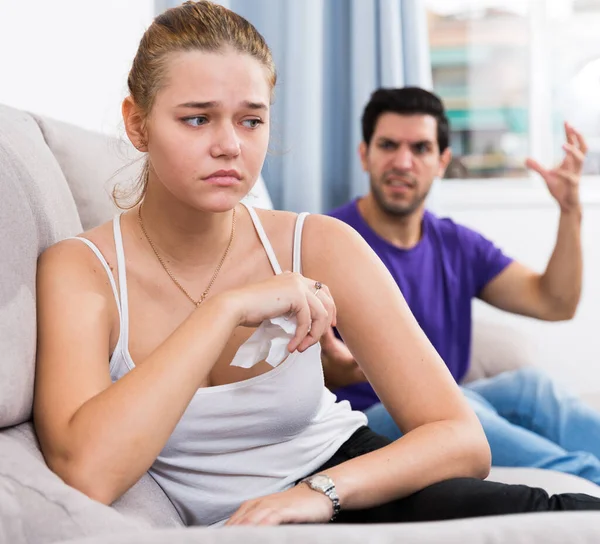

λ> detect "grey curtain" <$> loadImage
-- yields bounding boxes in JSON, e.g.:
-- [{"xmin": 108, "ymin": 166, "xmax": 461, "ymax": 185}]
[{"xmin": 156, "ymin": 0, "xmax": 432, "ymax": 213}]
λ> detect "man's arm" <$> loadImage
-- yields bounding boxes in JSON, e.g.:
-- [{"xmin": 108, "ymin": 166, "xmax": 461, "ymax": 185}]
[
  {"xmin": 320, "ymin": 327, "xmax": 367, "ymax": 389},
  {"xmin": 480, "ymin": 209, "xmax": 581, "ymax": 321},
  {"xmin": 480, "ymin": 122, "xmax": 586, "ymax": 322}
]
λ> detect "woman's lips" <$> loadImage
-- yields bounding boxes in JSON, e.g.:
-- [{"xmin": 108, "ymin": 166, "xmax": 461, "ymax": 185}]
[{"xmin": 203, "ymin": 175, "xmax": 242, "ymax": 187}]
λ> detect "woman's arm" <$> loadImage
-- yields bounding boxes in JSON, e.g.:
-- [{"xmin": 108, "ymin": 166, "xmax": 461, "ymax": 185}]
[
  {"xmin": 34, "ymin": 240, "xmax": 242, "ymax": 505},
  {"xmin": 35, "ymin": 240, "xmax": 332, "ymax": 506},
  {"xmin": 303, "ymin": 215, "xmax": 491, "ymax": 510}
]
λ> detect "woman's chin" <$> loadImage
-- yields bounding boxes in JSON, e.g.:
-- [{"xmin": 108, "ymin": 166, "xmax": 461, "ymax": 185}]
[{"xmin": 191, "ymin": 192, "xmax": 246, "ymax": 214}]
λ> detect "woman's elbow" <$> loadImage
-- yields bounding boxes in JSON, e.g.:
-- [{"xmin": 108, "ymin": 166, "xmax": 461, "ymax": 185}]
[
  {"xmin": 48, "ymin": 454, "xmax": 120, "ymax": 506},
  {"xmin": 472, "ymin": 439, "xmax": 492, "ymax": 480},
  {"xmin": 66, "ymin": 471, "xmax": 118, "ymax": 506},
  {"xmin": 465, "ymin": 420, "xmax": 492, "ymax": 479}
]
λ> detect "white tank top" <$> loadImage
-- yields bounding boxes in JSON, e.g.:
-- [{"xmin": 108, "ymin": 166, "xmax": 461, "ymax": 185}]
[{"xmin": 72, "ymin": 203, "xmax": 367, "ymax": 526}]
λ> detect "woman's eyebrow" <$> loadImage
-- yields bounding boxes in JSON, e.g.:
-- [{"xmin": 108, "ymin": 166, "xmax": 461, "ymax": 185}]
[{"xmin": 175, "ymin": 100, "xmax": 267, "ymax": 110}]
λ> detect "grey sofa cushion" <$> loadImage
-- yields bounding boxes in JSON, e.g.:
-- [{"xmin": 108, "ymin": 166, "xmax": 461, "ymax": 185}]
[
  {"xmin": 0, "ymin": 105, "xmax": 82, "ymax": 429},
  {"xmin": 32, "ymin": 114, "xmax": 143, "ymax": 230},
  {"xmin": 0, "ymin": 429, "xmax": 147, "ymax": 544},
  {"xmin": 111, "ymin": 471, "xmax": 184, "ymax": 528},
  {"xmin": 58, "ymin": 512, "xmax": 600, "ymax": 544},
  {"xmin": 3, "ymin": 422, "xmax": 184, "ymax": 529},
  {"xmin": 0, "ymin": 475, "xmax": 23, "ymax": 544}
]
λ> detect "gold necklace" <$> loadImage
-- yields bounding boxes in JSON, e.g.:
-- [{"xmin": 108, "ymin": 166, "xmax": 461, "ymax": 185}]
[{"xmin": 137, "ymin": 204, "xmax": 236, "ymax": 307}]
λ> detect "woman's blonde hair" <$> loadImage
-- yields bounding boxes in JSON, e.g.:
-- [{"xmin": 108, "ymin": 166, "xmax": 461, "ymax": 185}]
[{"xmin": 114, "ymin": 0, "xmax": 276, "ymax": 209}]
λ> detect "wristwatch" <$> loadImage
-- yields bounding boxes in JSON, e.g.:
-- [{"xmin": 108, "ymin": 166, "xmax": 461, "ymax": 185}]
[{"xmin": 300, "ymin": 473, "xmax": 341, "ymax": 521}]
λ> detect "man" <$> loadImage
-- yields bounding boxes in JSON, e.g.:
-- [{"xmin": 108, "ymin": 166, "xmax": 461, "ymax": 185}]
[{"xmin": 324, "ymin": 87, "xmax": 600, "ymax": 484}]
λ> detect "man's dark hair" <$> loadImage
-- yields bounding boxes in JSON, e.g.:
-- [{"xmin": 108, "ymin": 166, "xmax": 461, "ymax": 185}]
[{"xmin": 361, "ymin": 87, "xmax": 450, "ymax": 153}]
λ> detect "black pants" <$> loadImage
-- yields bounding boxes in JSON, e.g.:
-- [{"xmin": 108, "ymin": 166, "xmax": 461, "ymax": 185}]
[{"xmin": 307, "ymin": 426, "xmax": 600, "ymax": 523}]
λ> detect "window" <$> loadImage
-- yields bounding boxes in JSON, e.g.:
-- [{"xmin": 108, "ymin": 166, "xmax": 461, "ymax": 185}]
[{"xmin": 426, "ymin": 0, "xmax": 600, "ymax": 179}]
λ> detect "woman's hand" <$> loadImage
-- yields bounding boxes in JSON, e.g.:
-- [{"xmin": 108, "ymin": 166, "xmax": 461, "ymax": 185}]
[
  {"xmin": 224, "ymin": 483, "xmax": 333, "ymax": 526},
  {"xmin": 222, "ymin": 272, "xmax": 336, "ymax": 353}
]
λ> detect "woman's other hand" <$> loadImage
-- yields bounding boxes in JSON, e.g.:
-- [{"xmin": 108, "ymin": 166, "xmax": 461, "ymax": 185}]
[{"xmin": 224, "ymin": 483, "xmax": 333, "ymax": 526}]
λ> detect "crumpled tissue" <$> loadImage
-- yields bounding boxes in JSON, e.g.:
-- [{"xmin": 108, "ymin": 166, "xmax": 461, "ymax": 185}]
[{"xmin": 230, "ymin": 315, "xmax": 297, "ymax": 369}]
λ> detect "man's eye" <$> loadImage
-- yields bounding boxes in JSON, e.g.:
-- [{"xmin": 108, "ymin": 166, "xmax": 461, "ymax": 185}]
[
  {"xmin": 379, "ymin": 141, "xmax": 396, "ymax": 150},
  {"xmin": 242, "ymin": 118, "xmax": 263, "ymax": 129},
  {"xmin": 183, "ymin": 116, "xmax": 207, "ymax": 127},
  {"xmin": 414, "ymin": 144, "xmax": 429, "ymax": 154}
]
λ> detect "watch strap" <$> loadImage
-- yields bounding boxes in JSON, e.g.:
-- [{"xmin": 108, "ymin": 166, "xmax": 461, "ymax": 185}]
[{"xmin": 300, "ymin": 475, "xmax": 341, "ymax": 521}]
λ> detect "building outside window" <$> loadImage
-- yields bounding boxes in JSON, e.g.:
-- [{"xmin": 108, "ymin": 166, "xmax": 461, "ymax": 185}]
[{"xmin": 426, "ymin": 0, "xmax": 600, "ymax": 179}]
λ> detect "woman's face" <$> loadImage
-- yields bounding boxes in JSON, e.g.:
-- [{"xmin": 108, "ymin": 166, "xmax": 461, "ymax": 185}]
[{"xmin": 145, "ymin": 48, "xmax": 271, "ymax": 212}]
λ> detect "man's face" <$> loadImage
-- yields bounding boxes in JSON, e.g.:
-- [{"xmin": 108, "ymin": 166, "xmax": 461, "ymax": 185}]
[{"xmin": 360, "ymin": 113, "xmax": 451, "ymax": 217}]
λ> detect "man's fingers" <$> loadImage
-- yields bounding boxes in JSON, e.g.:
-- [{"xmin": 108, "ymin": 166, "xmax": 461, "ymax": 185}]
[
  {"xmin": 564, "ymin": 120, "xmax": 576, "ymax": 146},
  {"xmin": 571, "ymin": 124, "xmax": 589, "ymax": 155},
  {"xmin": 564, "ymin": 121, "xmax": 588, "ymax": 155},
  {"xmin": 525, "ymin": 157, "xmax": 549, "ymax": 178},
  {"xmin": 554, "ymin": 168, "xmax": 579, "ymax": 186},
  {"xmin": 562, "ymin": 143, "xmax": 585, "ymax": 168}
]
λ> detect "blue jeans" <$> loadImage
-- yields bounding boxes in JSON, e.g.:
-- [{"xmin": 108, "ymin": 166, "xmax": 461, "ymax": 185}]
[{"xmin": 365, "ymin": 367, "xmax": 600, "ymax": 485}]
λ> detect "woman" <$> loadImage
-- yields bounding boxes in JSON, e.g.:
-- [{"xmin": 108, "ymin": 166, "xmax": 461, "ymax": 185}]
[{"xmin": 34, "ymin": 0, "xmax": 600, "ymax": 527}]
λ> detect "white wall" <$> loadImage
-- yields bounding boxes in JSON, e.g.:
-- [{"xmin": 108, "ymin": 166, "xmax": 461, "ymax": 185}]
[
  {"xmin": 0, "ymin": 0, "xmax": 155, "ymax": 136},
  {"xmin": 436, "ymin": 178, "xmax": 600, "ymax": 396}
]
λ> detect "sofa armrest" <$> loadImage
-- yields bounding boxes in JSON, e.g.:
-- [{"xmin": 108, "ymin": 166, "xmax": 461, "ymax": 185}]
[
  {"xmin": 0, "ymin": 425, "xmax": 147, "ymax": 544},
  {"xmin": 3, "ymin": 421, "xmax": 184, "ymax": 529},
  {"xmin": 463, "ymin": 318, "xmax": 536, "ymax": 384},
  {"xmin": 487, "ymin": 467, "xmax": 600, "ymax": 498}
]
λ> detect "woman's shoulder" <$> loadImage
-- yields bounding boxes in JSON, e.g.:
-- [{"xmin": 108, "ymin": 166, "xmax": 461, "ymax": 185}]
[
  {"xmin": 252, "ymin": 207, "xmax": 352, "ymax": 232},
  {"xmin": 38, "ymin": 218, "xmax": 118, "ymax": 287},
  {"xmin": 250, "ymin": 206, "xmax": 296, "ymax": 223},
  {"xmin": 251, "ymin": 207, "xmax": 365, "ymax": 272}
]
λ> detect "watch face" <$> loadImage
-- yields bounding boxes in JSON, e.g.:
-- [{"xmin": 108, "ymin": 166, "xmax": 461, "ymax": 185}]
[{"xmin": 310, "ymin": 475, "xmax": 331, "ymax": 490}]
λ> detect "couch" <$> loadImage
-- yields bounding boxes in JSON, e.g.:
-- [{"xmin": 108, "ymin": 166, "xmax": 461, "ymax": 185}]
[{"xmin": 1, "ymin": 102, "xmax": 600, "ymax": 543}]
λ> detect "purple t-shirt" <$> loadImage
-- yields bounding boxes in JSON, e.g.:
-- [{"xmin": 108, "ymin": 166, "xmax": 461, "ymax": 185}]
[{"xmin": 328, "ymin": 199, "xmax": 512, "ymax": 412}]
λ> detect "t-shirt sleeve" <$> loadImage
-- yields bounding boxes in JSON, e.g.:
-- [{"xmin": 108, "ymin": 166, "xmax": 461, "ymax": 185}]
[{"xmin": 456, "ymin": 224, "xmax": 513, "ymax": 297}]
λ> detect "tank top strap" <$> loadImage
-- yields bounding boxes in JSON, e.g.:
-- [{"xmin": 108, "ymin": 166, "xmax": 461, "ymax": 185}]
[
  {"xmin": 241, "ymin": 202, "xmax": 283, "ymax": 275},
  {"xmin": 67, "ymin": 236, "xmax": 122, "ymax": 320},
  {"xmin": 292, "ymin": 213, "xmax": 310, "ymax": 274},
  {"xmin": 112, "ymin": 214, "xmax": 130, "ymax": 345}
]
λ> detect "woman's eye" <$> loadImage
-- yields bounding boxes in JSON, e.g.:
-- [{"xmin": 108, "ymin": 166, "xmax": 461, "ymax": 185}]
[
  {"xmin": 242, "ymin": 118, "xmax": 263, "ymax": 129},
  {"xmin": 183, "ymin": 116, "xmax": 207, "ymax": 127}
]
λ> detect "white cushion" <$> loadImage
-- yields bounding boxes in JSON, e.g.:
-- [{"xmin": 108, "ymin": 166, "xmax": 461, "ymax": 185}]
[{"xmin": 488, "ymin": 466, "xmax": 600, "ymax": 498}]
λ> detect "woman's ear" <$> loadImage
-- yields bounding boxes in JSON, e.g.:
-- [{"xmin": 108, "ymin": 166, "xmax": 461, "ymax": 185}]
[{"xmin": 122, "ymin": 96, "xmax": 148, "ymax": 152}]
